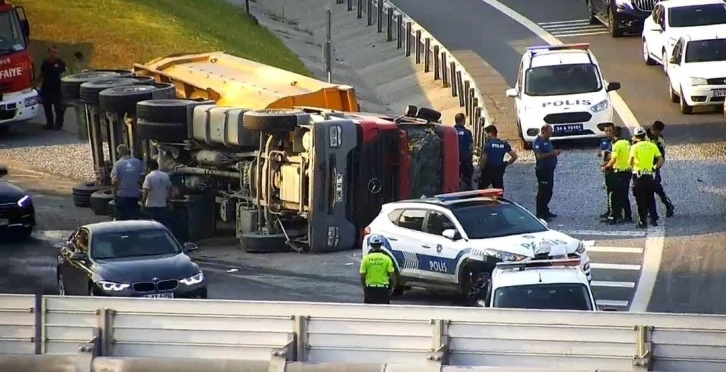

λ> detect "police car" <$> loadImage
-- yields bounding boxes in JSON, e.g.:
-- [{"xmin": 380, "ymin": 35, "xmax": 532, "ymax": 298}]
[
  {"xmin": 505, "ymin": 43, "xmax": 621, "ymax": 147},
  {"xmin": 480, "ymin": 245, "xmax": 598, "ymax": 311},
  {"xmin": 361, "ymin": 189, "xmax": 591, "ymax": 300}
]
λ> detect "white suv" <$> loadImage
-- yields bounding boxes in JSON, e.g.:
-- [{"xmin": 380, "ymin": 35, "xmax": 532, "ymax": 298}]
[
  {"xmin": 666, "ymin": 32, "xmax": 726, "ymax": 114},
  {"xmin": 642, "ymin": 0, "xmax": 726, "ymax": 73},
  {"xmin": 505, "ymin": 43, "xmax": 620, "ymax": 148},
  {"xmin": 362, "ymin": 189, "xmax": 591, "ymax": 300}
]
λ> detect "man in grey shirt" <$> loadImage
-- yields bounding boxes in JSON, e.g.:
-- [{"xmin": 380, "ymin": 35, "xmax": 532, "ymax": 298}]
[
  {"xmin": 111, "ymin": 144, "xmax": 144, "ymax": 220},
  {"xmin": 141, "ymin": 159, "xmax": 172, "ymax": 229}
]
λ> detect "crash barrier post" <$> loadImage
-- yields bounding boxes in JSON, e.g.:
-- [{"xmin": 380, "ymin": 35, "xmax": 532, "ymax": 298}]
[
  {"xmin": 424, "ymin": 38, "xmax": 431, "ymax": 73},
  {"xmin": 433, "ymin": 45, "xmax": 440, "ymax": 81},
  {"xmin": 367, "ymin": 0, "xmax": 372, "ymax": 26},
  {"xmin": 415, "ymin": 30, "xmax": 422, "ymax": 64},
  {"xmin": 405, "ymin": 22, "xmax": 412, "ymax": 56},
  {"xmin": 387, "ymin": 7, "xmax": 394, "ymax": 42},
  {"xmin": 396, "ymin": 14, "xmax": 403, "ymax": 48},
  {"xmin": 377, "ymin": 0, "xmax": 383, "ymax": 32},
  {"xmin": 8, "ymin": 294, "xmax": 726, "ymax": 370},
  {"xmin": 347, "ymin": 0, "xmax": 353, "ymax": 11},
  {"xmin": 357, "ymin": 0, "xmax": 362, "ymax": 18}
]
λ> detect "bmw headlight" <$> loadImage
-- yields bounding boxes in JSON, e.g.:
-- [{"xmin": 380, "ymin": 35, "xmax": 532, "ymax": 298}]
[
  {"xmin": 589, "ymin": 99, "xmax": 608, "ymax": 113},
  {"xmin": 17, "ymin": 195, "xmax": 31, "ymax": 207},
  {"xmin": 96, "ymin": 281, "xmax": 130, "ymax": 291},
  {"xmin": 484, "ymin": 249, "xmax": 527, "ymax": 262},
  {"xmin": 180, "ymin": 272, "xmax": 204, "ymax": 286},
  {"xmin": 575, "ymin": 240, "xmax": 586, "ymax": 254},
  {"xmin": 688, "ymin": 77, "xmax": 708, "ymax": 86}
]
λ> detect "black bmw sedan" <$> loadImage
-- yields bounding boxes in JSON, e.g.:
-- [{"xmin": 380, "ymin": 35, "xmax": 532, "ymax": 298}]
[
  {"xmin": 57, "ymin": 220, "xmax": 207, "ymax": 298},
  {"xmin": 0, "ymin": 166, "xmax": 35, "ymax": 239}
]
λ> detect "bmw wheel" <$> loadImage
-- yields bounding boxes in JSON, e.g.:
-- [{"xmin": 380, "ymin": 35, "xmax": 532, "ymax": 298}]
[
  {"xmin": 643, "ymin": 40, "xmax": 655, "ymax": 65},
  {"xmin": 608, "ymin": 7, "xmax": 624, "ymax": 37}
]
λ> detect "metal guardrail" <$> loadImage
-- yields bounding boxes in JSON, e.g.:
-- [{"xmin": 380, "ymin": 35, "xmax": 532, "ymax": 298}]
[{"xmin": 2, "ymin": 294, "xmax": 726, "ymax": 371}]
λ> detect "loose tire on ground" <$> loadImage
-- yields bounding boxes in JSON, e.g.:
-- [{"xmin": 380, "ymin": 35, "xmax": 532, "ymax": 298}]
[
  {"xmin": 89, "ymin": 189, "xmax": 114, "ymax": 216},
  {"xmin": 72, "ymin": 181, "xmax": 108, "ymax": 208},
  {"xmin": 242, "ymin": 109, "xmax": 309, "ymax": 132},
  {"xmin": 239, "ymin": 231, "xmax": 290, "ymax": 253},
  {"xmin": 61, "ymin": 70, "xmax": 129, "ymax": 101},
  {"xmin": 80, "ymin": 78, "xmax": 141, "ymax": 107},
  {"xmin": 98, "ymin": 83, "xmax": 175, "ymax": 115}
]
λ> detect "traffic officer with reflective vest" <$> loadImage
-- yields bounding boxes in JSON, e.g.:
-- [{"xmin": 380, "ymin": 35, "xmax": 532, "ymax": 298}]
[
  {"xmin": 360, "ymin": 235, "xmax": 397, "ymax": 304},
  {"xmin": 533, "ymin": 124, "xmax": 561, "ymax": 221},
  {"xmin": 597, "ymin": 122, "xmax": 615, "ymax": 220},
  {"xmin": 629, "ymin": 127, "xmax": 664, "ymax": 228},
  {"xmin": 478, "ymin": 125, "xmax": 518, "ymax": 190},
  {"xmin": 454, "ymin": 113, "xmax": 474, "ymax": 190},
  {"xmin": 647, "ymin": 121, "xmax": 675, "ymax": 217},
  {"xmin": 601, "ymin": 126, "xmax": 633, "ymax": 224}
]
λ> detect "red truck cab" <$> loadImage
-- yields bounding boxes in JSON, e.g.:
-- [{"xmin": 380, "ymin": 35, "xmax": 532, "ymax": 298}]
[{"xmin": 0, "ymin": 1, "xmax": 37, "ymax": 132}]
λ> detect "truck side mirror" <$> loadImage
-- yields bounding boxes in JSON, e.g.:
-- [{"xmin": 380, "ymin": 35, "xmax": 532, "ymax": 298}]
[{"xmin": 505, "ymin": 88, "xmax": 518, "ymax": 98}]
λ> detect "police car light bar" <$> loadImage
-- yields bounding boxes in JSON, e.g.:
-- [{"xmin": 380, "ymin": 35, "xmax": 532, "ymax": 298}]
[
  {"xmin": 434, "ymin": 189, "xmax": 503, "ymax": 201},
  {"xmin": 496, "ymin": 258, "xmax": 581, "ymax": 270},
  {"xmin": 526, "ymin": 43, "xmax": 590, "ymax": 53}
]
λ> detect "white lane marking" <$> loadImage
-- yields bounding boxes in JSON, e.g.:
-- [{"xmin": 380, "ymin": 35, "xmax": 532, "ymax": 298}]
[
  {"xmin": 591, "ymin": 281, "xmax": 635, "ymax": 288},
  {"xmin": 539, "ymin": 20, "xmax": 608, "ymax": 38},
  {"xmin": 552, "ymin": 31, "xmax": 610, "ymax": 38},
  {"xmin": 631, "ymin": 225, "xmax": 665, "ymax": 312},
  {"xmin": 597, "ymin": 299, "xmax": 630, "ymax": 307},
  {"xmin": 562, "ymin": 229, "xmax": 646, "ymax": 237},
  {"xmin": 539, "ymin": 20, "xmax": 594, "ymax": 25},
  {"xmin": 590, "ymin": 263, "xmax": 641, "ymax": 270},
  {"xmin": 586, "ymin": 246, "xmax": 644, "ymax": 254}
]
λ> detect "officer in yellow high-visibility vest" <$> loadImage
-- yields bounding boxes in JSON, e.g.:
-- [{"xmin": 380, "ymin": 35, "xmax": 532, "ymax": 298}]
[
  {"xmin": 601, "ymin": 126, "xmax": 633, "ymax": 224},
  {"xmin": 629, "ymin": 127, "xmax": 664, "ymax": 229},
  {"xmin": 359, "ymin": 235, "xmax": 397, "ymax": 304}
]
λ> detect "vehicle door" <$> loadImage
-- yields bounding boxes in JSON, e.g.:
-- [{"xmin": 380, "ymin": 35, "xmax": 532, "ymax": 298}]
[
  {"xmin": 514, "ymin": 60, "xmax": 525, "ymax": 115},
  {"xmin": 421, "ymin": 211, "xmax": 462, "ymax": 282},
  {"xmin": 376, "ymin": 208, "xmax": 408, "ymax": 254},
  {"xmin": 58, "ymin": 229, "xmax": 92, "ymax": 295},
  {"xmin": 667, "ymin": 39, "xmax": 685, "ymax": 90},
  {"xmin": 651, "ymin": 6, "xmax": 668, "ymax": 61},
  {"xmin": 390, "ymin": 209, "xmax": 430, "ymax": 279}
]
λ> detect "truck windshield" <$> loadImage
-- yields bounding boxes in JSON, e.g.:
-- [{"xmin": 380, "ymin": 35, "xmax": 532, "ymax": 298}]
[
  {"xmin": 668, "ymin": 4, "xmax": 726, "ymax": 28},
  {"xmin": 451, "ymin": 201, "xmax": 547, "ymax": 240},
  {"xmin": 0, "ymin": 9, "xmax": 26, "ymax": 53},
  {"xmin": 524, "ymin": 63, "xmax": 602, "ymax": 96},
  {"xmin": 493, "ymin": 283, "xmax": 594, "ymax": 310},
  {"xmin": 684, "ymin": 39, "xmax": 726, "ymax": 63}
]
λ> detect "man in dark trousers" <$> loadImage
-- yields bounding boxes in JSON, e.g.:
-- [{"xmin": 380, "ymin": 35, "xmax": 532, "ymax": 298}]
[
  {"xmin": 597, "ymin": 122, "xmax": 614, "ymax": 219},
  {"xmin": 454, "ymin": 113, "xmax": 473, "ymax": 190},
  {"xmin": 359, "ymin": 235, "xmax": 397, "ymax": 304},
  {"xmin": 647, "ymin": 121, "xmax": 674, "ymax": 217},
  {"xmin": 601, "ymin": 126, "xmax": 633, "ymax": 224},
  {"xmin": 111, "ymin": 144, "xmax": 144, "ymax": 220},
  {"xmin": 532, "ymin": 124, "xmax": 561, "ymax": 221},
  {"xmin": 478, "ymin": 125, "xmax": 518, "ymax": 190},
  {"xmin": 37, "ymin": 46, "xmax": 67, "ymax": 130},
  {"xmin": 629, "ymin": 127, "xmax": 664, "ymax": 228}
]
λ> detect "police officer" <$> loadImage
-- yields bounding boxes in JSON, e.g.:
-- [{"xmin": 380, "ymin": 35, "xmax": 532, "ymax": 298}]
[
  {"xmin": 533, "ymin": 124, "xmax": 561, "ymax": 221},
  {"xmin": 629, "ymin": 127, "xmax": 664, "ymax": 228},
  {"xmin": 597, "ymin": 122, "xmax": 615, "ymax": 219},
  {"xmin": 647, "ymin": 121, "xmax": 674, "ymax": 217},
  {"xmin": 359, "ymin": 235, "xmax": 397, "ymax": 304},
  {"xmin": 454, "ymin": 113, "xmax": 474, "ymax": 190},
  {"xmin": 478, "ymin": 125, "xmax": 518, "ymax": 190},
  {"xmin": 601, "ymin": 126, "xmax": 633, "ymax": 224}
]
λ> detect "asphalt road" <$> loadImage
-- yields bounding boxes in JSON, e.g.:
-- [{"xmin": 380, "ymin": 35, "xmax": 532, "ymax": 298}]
[{"xmin": 394, "ymin": 0, "xmax": 726, "ymax": 314}]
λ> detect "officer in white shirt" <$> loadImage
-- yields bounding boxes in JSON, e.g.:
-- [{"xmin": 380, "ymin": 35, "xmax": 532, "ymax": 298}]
[{"xmin": 141, "ymin": 159, "xmax": 172, "ymax": 229}]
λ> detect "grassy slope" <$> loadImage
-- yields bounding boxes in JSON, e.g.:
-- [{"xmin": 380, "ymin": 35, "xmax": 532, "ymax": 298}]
[{"xmin": 16, "ymin": 0, "xmax": 309, "ymax": 75}]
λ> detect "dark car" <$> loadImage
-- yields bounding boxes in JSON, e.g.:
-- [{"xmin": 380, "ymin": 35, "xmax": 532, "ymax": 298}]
[
  {"xmin": 0, "ymin": 166, "xmax": 35, "ymax": 239},
  {"xmin": 587, "ymin": 0, "xmax": 657, "ymax": 37},
  {"xmin": 56, "ymin": 220, "xmax": 207, "ymax": 298}
]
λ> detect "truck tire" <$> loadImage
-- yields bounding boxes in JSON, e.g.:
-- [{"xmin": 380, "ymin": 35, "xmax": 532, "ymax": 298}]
[
  {"xmin": 136, "ymin": 99, "xmax": 193, "ymax": 142},
  {"xmin": 89, "ymin": 189, "xmax": 114, "ymax": 216},
  {"xmin": 72, "ymin": 181, "xmax": 108, "ymax": 208},
  {"xmin": 80, "ymin": 78, "xmax": 141, "ymax": 107},
  {"xmin": 242, "ymin": 109, "xmax": 309, "ymax": 132},
  {"xmin": 98, "ymin": 83, "xmax": 175, "ymax": 115},
  {"xmin": 416, "ymin": 107, "xmax": 442, "ymax": 122},
  {"xmin": 61, "ymin": 70, "xmax": 129, "ymax": 100},
  {"xmin": 239, "ymin": 232, "xmax": 289, "ymax": 253}
]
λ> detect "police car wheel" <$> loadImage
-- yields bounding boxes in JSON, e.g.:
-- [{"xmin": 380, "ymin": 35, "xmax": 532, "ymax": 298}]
[
  {"xmin": 98, "ymin": 83, "xmax": 174, "ymax": 114},
  {"xmin": 642, "ymin": 40, "xmax": 655, "ymax": 66},
  {"xmin": 679, "ymin": 89, "xmax": 693, "ymax": 114},
  {"xmin": 79, "ymin": 77, "xmax": 142, "ymax": 107},
  {"xmin": 89, "ymin": 189, "xmax": 114, "ymax": 216},
  {"xmin": 242, "ymin": 110, "xmax": 309, "ymax": 132},
  {"xmin": 61, "ymin": 70, "xmax": 132, "ymax": 100},
  {"xmin": 668, "ymin": 80, "xmax": 679, "ymax": 103},
  {"xmin": 240, "ymin": 231, "xmax": 289, "ymax": 253}
]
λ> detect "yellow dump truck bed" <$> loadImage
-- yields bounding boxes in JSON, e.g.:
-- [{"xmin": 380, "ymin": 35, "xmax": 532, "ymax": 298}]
[{"xmin": 133, "ymin": 52, "xmax": 359, "ymax": 111}]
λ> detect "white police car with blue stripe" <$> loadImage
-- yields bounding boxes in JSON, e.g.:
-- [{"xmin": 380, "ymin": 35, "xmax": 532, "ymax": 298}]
[{"xmin": 362, "ymin": 189, "xmax": 591, "ymax": 300}]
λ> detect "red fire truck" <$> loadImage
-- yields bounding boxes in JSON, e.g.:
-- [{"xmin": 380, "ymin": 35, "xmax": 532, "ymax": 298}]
[{"xmin": 0, "ymin": 0, "xmax": 36, "ymax": 134}]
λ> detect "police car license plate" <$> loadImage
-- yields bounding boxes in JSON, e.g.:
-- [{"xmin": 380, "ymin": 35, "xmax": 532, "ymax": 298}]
[
  {"xmin": 713, "ymin": 90, "xmax": 726, "ymax": 97},
  {"xmin": 0, "ymin": 219, "xmax": 8, "ymax": 226},
  {"xmin": 554, "ymin": 124, "xmax": 583, "ymax": 133},
  {"xmin": 143, "ymin": 293, "xmax": 173, "ymax": 299}
]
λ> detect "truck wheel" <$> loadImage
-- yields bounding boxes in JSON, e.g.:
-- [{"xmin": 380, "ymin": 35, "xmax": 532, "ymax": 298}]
[
  {"xmin": 136, "ymin": 99, "xmax": 193, "ymax": 142},
  {"xmin": 72, "ymin": 181, "xmax": 108, "ymax": 208},
  {"xmin": 239, "ymin": 231, "xmax": 289, "ymax": 253},
  {"xmin": 80, "ymin": 78, "xmax": 141, "ymax": 107},
  {"xmin": 458, "ymin": 261, "xmax": 492, "ymax": 304},
  {"xmin": 415, "ymin": 107, "xmax": 442, "ymax": 122},
  {"xmin": 61, "ymin": 70, "xmax": 129, "ymax": 100},
  {"xmin": 99, "ymin": 83, "xmax": 175, "ymax": 115},
  {"xmin": 89, "ymin": 189, "xmax": 114, "ymax": 216},
  {"xmin": 242, "ymin": 109, "xmax": 309, "ymax": 132}
]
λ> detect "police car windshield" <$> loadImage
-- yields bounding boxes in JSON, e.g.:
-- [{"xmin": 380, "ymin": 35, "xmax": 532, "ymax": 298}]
[
  {"xmin": 91, "ymin": 229, "xmax": 181, "ymax": 259},
  {"xmin": 0, "ymin": 10, "xmax": 26, "ymax": 53},
  {"xmin": 684, "ymin": 39, "xmax": 726, "ymax": 63},
  {"xmin": 524, "ymin": 63, "xmax": 602, "ymax": 96},
  {"xmin": 451, "ymin": 201, "xmax": 547, "ymax": 240},
  {"xmin": 668, "ymin": 4, "xmax": 726, "ymax": 28},
  {"xmin": 493, "ymin": 283, "xmax": 593, "ymax": 311}
]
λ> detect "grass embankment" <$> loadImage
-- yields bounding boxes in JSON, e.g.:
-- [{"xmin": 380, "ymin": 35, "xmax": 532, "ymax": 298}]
[{"xmin": 16, "ymin": 0, "xmax": 309, "ymax": 75}]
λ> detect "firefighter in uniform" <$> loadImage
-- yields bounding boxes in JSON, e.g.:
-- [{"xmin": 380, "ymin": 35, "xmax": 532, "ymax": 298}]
[
  {"xmin": 629, "ymin": 127, "xmax": 664, "ymax": 228},
  {"xmin": 597, "ymin": 122, "xmax": 614, "ymax": 220},
  {"xmin": 359, "ymin": 235, "xmax": 397, "ymax": 304},
  {"xmin": 478, "ymin": 125, "xmax": 518, "ymax": 190},
  {"xmin": 601, "ymin": 126, "xmax": 633, "ymax": 224},
  {"xmin": 454, "ymin": 113, "xmax": 474, "ymax": 190},
  {"xmin": 647, "ymin": 121, "xmax": 674, "ymax": 217}
]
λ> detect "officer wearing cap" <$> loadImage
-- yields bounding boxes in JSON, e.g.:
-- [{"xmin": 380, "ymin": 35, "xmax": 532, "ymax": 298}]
[
  {"xmin": 454, "ymin": 113, "xmax": 474, "ymax": 190},
  {"xmin": 629, "ymin": 127, "xmax": 664, "ymax": 228},
  {"xmin": 360, "ymin": 235, "xmax": 397, "ymax": 304},
  {"xmin": 601, "ymin": 126, "xmax": 633, "ymax": 224},
  {"xmin": 478, "ymin": 125, "xmax": 518, "ymax": 190},
  {"xmin": 597, "ymin": 122, "xmax": 615, "ymax": 220},
  {"xmin": 533, "ymin": 124, "xmax": 561, "ymax": 221},
  {"xmin": 647, "ymin": 121, "xmax": 674, "ymax": 217}
]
